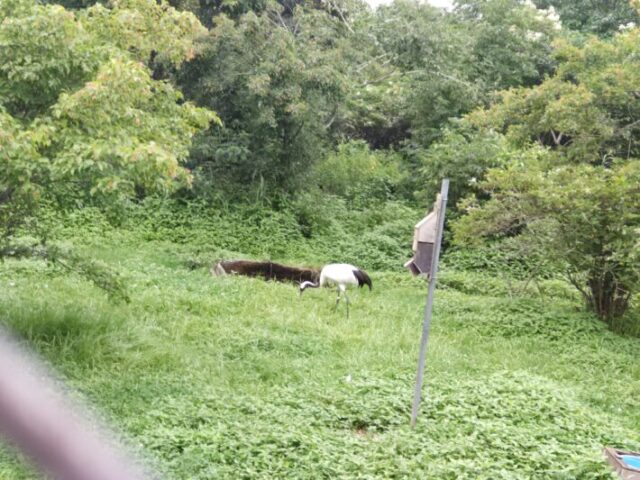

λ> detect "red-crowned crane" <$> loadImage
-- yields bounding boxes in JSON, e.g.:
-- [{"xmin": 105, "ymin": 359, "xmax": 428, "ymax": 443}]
[{"xmin": 299, "ymin": 263, "xmax": 372, "ymax": 318}]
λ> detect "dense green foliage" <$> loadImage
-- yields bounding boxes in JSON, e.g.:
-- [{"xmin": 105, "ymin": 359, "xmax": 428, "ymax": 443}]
[
  {"xmin": 455, "ymin": 154, "xmax": 640, "ymax": 323},
  {"xmin": 533, "ymin": 0, "xmax": 639, "ymax": 36},
  {"xmin": 0, "ymin": 0, "xmax": 216, "ymax": 237},
  {"xmin": 441, "ymin": 29, "xmax": 640, "ymax": 323},
  {"xmin": 178, "ymin": 7, "xmax": 346, "ymax": 195},
  {"xmin": 0, "ymin": 0, "xmax": 218, "ymax": 296},
  {"xmin": 1, "ymin": 0, "xmax": 640, "ymax": 476},
  {"xmin": 0, "ymin": 220, "xmax": 638, "ymax": 478}
]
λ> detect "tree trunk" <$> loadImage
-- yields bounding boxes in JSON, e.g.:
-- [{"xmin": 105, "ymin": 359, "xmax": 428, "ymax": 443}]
[{"xmin": 585, "ymin": 269, "xmax": 632, "ymax": 323}]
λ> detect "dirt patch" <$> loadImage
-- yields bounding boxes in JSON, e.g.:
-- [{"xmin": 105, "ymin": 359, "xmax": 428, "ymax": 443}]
[{"xmin": 211, "ymin": 260, "xmax": 319, "ymax": 284}]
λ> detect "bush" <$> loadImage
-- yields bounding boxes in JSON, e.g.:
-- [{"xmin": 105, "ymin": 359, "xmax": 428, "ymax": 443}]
[
  {"xmin": 442, "ymin": 242, "xmax": 559, "ymax": 281},
  {"xmin": 311, "ymin": 141, "xmax": 407, "ymax": 206}
]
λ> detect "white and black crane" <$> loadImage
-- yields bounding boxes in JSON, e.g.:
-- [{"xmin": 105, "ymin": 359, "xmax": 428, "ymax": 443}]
[{"xmin": 299, "ymin": 263, "xmax": 372, "ymax": 318}]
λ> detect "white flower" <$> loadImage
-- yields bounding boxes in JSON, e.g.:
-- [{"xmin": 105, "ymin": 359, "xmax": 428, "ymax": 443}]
[
  {"xmin": 531, "ymin": 4, "xmax": 561, "ymax": 29},
  {"xmin": 545, "ymin": 7, "xmax": 561, "ymax": 27},
  {"xmin": 526, "ymin": 30, "xmax": 544, "ymax": 41}
]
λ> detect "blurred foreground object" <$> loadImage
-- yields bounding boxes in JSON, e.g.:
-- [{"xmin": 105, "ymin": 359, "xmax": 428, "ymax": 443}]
[{"xmin": 0, "ymin": 330, "xmax": 153, "ymax": 480}]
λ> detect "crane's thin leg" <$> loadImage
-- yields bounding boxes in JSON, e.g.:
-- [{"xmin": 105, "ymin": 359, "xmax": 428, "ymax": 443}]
[
  {"xmin": 344, "ymin": 292, "xmax": 350, "ymax": 319},
  {"xmin": 334, "ymin": 287, "xmax": 341, "ymax": 312}
]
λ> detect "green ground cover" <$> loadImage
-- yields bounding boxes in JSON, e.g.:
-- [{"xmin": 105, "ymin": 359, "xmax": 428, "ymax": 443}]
[{"xmin": 0, "ymin": 219, "xmax": 638, "ymax": 479}]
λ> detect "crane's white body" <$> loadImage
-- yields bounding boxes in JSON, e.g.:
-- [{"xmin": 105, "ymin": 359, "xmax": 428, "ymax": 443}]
[
  {"xmin": 319, "ymin": 264, "xmax": 362, "ymax": 291},
  {"xmin": 299, "ymin": 263, "xmax": 372, "ymax": 318}
]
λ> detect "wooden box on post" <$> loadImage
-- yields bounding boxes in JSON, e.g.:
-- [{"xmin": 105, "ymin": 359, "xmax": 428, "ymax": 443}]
[{"xmin": 404, "ymin": 194, "xmax": 442, "ymax": 278}]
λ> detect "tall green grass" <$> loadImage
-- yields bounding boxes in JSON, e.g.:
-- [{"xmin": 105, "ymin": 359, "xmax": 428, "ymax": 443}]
[
  {"xmin": 0, "ymin": 220, "xmax": 638, "ymax": 478},
  {"xmin": 40, "ymin": 196, "xmax": 421, "ymax": 271}
]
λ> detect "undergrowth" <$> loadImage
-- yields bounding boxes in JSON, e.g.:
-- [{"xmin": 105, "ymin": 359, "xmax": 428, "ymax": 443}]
[
  {"xmin": 39, "ymin": 198, "xmax": 420, "ymax": 271},
  {"xmin": 0, "ymin": 205, "xmax": 638, "ymax": 478}
]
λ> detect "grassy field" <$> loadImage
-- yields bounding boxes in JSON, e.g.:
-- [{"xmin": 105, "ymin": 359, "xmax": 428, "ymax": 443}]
[{"xmin": 0, "ymin": 228, "xmax": 639, "ymax": 479}]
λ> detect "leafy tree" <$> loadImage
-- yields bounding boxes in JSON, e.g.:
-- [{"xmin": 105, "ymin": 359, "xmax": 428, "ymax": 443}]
[
  {"xmin": 469, "ymin": 29, "xmax": 640, "ymax": 164},
  {"xmin": 364, "ymin": 0, "xmax": 560, "ymax": 147},
  {"xmin": 455, "ymin": 156, "xmax": 640, "ymax": 325},
  {"xmin": 453, "ymin": 0, "xmax": 560, "ymax": 92},
  {"xmin": 449, "ymin": 27, "xmax": 640, "ymax": 325},
  {"xmin": 43, "ymin": 0, "xmax": 368, "ymax": 29},
  {"xmin": 416, "ymin": 123, "xmax": 513, "ymax": 210},
  {"xmin": 48, "ymin": 58, "xmax": 215, "ymax": 205},
  {"xmin": 178, "ymin": 7, "xmax": 346, "ymax": 197},
  {"xmin": 0, "ymin": 0, "xmax": 217, "ymax": 294},
  {"xmin": 0, "ymin": 112, "xmax": 46, "ymax": 240},
  {"xmin": 81, "ymin": 0, "xmax": 207, "ymax": 66},
  {"xmin": 168, "ymin": 0, "xmax": 368, "ymax": 28},
  {"xmin": 310, "ymin": 3, "xmax": 409, "ymax": 149},
  {"xmin": 0, "ymin": 0, "xmax": 215, "ymax": 215},
  {"xmin": 0, "ymin": 2, "xmax": 103, "ymax": 119},
  {"xmin": 360, "ymin": 0, "xmax": 474, "ymax": 146}
]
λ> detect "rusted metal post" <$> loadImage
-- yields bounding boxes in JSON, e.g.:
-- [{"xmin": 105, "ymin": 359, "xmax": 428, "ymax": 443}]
[{"xmin": 410, "ymin": 178, "xmax": 448, "ymax": 428}]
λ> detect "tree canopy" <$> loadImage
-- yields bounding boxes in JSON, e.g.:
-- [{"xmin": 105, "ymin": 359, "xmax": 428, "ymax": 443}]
[
  {"xmin": 533, "ymin": 0, "xmax": 639, "ymax": 36},
  {"xmin": 447, "ymin": 28, "xmax": 640, "ymax": 321},
  {"xmin": 0, "ymin": 0, "xmax": 217, "ymax": 241}
]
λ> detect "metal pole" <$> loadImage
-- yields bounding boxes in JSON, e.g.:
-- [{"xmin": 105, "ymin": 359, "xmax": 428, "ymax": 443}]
[{"xmin": 410, "ymin": 178, "xmax": 449, "ymax": 428}]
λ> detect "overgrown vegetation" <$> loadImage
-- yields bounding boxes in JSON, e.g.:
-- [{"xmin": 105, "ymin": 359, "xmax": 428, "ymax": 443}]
[
  {"xmin": 1, "ymin": 0, "xmax": 639, "ymax": 476},
  {"xmin": 446, "ymin": 28, "xmax": 640, "ymax": 324},
  {"xmin": 0, "ymin": 225, "xmax": 638, "ymax": 478}
]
